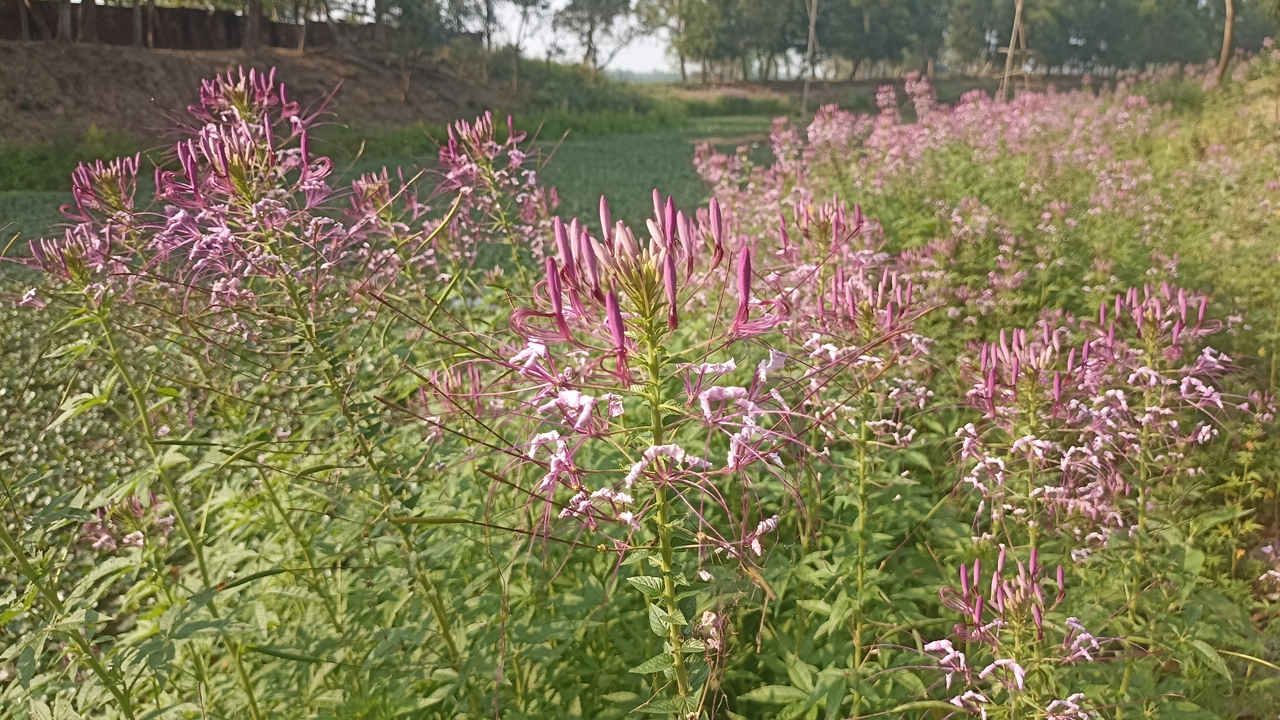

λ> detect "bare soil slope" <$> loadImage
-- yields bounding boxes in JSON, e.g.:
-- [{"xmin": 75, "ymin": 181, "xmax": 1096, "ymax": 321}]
[{"xmin": 0, "ymin": 41, "xmax": 503, "ymax": 144}]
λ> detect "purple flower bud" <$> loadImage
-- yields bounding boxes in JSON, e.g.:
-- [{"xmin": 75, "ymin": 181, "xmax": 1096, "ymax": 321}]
[
  {"xmin": 605, "ymin": 290, "xmax": 626, "ymax": 351},
  {"xmin": 1030, "ymin": 547, "xmax": 1039, "ymax": 576},
  {"xmin": 1032, "ymin": 604, "xmax": 1044, "ymax": 639},
  {"xmin": 554, "ymin": 217, "xmax": 577, "ymax": 286},
  {"xmin": 583, "ymin": 237, "xmax": 602, "ymax": 298},
  {"xmin": 972, "ymin": 559, "xmax": 981, "ymax": 591},
  {"xmin": 652, "ymin": 189, "xmax": 663, "ymax": 227},
  {"xmin": 733, "ymin": 245, "xmax": 753, "ymax": 332},
  {"xmin": 1052, "ymin": 372, "xmax": 1063, "ymax": 405},
  {"xmin": 663, "ymin": 243, "xmax": 679, "ymax": 331},
  {"xmin": 960, "ymin": 564, "xmax": 970, "ymax": 602},
  {"xmin": 1198, "ymin": 297, "xmax": 1208, "ymax": 328},
  {"xmin": 779, "ymin": 214, "xmax": 790, "ymax": 250},
  {"xmin": 545, "ymin": 257, "xmax": 572, "ymax": 339},
  {"xmin": 1099, "ymin": 303, "xmax": 1107, "ymax": 326},
  {"xmin": 677, "ymin": 211, "xmax": 694, "ymax": 280},
  {"xmin": 664, "ymin": 197, "xmax": 677, "ymax": 252},
  {"xmin": 599, "ymin": 196, "xmax": 613, "ymax": 249},
  {"xmin": 997, "ymin": 545, "xmax": 1007, "ymax": 574},
  {"xmin": 972, "ymin": 595, "xmax": 984, "ymax": 625},
  {"xmin": 1056, "ymin": 565, "xmax": 1066, "ymax": 604}
]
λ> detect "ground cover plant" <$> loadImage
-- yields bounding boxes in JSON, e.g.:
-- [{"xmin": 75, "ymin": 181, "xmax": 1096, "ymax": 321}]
[{"xmin": 3, "ymin": 56, "xmax": 1280, "ymax": 720}]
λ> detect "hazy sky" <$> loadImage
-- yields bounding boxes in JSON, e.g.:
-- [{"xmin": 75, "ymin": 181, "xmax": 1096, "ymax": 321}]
[{"xmin": 494, "ymin": 2, "xmax": 673, "ymax": 73}]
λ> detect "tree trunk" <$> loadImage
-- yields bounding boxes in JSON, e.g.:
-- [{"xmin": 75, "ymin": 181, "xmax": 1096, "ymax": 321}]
[
  {"xmin": 400, "ymin": 57, "xmax": 413, "ymax": 103},
  {"xmin": 77, "ymin": 0, "xmax": 97, "ymax": 42},
  {"xmin": 484, "ymin": 0, "xmax": 494, "ymax": 51},
  {"xmin": 1216, "ymin": 0, "xmax": 1234, "ymax": 85},
  {"xmin": 18, "ymin": 0, "xmax": 29, "ymax": 40},
  {"xmin": 26, "ymin": 0, "xmax": 52, "ymax": 39},
  {"xmin": 296, "ymin": 0, "xmax": 307, "ymax": 52},
  {"xmin": 245, "ymin": 0, "xmax": 261, "ymax": 51},
  {"xmin": 927, "ymin": 57, "xmax": 935, "ymax": 79},
  {"xmin": 801, "ymin": 0, "xmax": 818, "ymax": 115},
  {"xmin": 372, "ymin": 0, "xmax": 384, "ymax": 42},
  {"xmin": 147, "ymin": 0, "xmax": 155, "ymax": 47},
  {"xmin": 57, "ymin": 0, "xmax": 71, "ymax": 41},
  {"xmin": 132, "ymin": 0, "xmax": 143, "ymax": 46},
  {"xmin": 512, "ymin": 47, "xmax": 519, "ymax": 91},
  {"xmin": 679, "ymin": 53, "xmax": 687, "ymax": 83}
]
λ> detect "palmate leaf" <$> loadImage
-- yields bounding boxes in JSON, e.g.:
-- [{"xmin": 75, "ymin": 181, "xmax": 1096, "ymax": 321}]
[{"xmin": 1187, "ymin": 639, "xmax": 1232, "ymax": 681}]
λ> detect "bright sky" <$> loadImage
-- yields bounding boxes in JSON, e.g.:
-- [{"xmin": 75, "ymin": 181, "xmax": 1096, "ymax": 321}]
[{"xmin": 494, "ymin": 2, "xmax": 673, "ymax": 73}]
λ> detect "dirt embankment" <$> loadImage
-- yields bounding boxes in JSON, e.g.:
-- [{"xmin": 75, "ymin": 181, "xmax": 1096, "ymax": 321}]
[{"xmin": 0, "ymin": 41, "xmax": 504, "ymax": 144}]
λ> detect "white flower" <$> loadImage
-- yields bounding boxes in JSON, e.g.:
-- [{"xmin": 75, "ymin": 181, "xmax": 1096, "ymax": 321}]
[{"xmin": 756, "ymin": 350, "xmax": 787, "ymax": 382}]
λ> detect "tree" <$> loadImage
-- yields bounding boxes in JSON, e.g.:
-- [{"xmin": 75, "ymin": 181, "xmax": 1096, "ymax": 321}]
[
  {"xmin": 503, "ymin": 0, "xmax": 550, "ymax": 90},
  {"xmin": 245, "ymin": 0, "xmax": 262, "ymax": 52},
  {"xmin": 638, "ymin": 0, "xmax": 690, "ymax": 80},
  {"xmin": 1217, "ymin": 0, "xmax": 1235, "ymax": 83},
  {"xmin": 555, "ymin": 0, "xmax": 639, "ymax": 70},
  {"xmin": 387, "ymin": 0, "xmax": 445, "ymax": 101}
]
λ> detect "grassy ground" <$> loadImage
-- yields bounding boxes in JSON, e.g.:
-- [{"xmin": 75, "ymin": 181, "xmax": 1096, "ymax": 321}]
[{"xmin": 1, "ymin": 116, "xmax": 774, "ymax": 249}]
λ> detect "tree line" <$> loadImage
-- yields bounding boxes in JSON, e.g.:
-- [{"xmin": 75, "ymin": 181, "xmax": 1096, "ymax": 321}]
[{"xmin": 14, "ymin": 0, "xmax": 1277, "ymax": 81}]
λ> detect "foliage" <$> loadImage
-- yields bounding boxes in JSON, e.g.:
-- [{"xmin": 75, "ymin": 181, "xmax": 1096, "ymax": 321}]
[{"xmin": 5, "ymin": 54, "xmax": 1280, "ymax": 720}]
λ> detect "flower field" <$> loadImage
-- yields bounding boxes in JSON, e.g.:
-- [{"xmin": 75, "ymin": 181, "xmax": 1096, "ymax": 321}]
[{"xmin": 3, "ymin": 55, "xmax": 1280, "ymax": 719}]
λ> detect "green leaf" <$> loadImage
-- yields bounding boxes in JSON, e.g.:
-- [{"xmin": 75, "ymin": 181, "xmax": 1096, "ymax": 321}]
[
  {"xmin": 648, "ymin": 604, "xmax": 669, "ymax": 636},
  {"xmin": 628, "ymin": 576, "xmax": 664, "ymax": 599},
  {"xmin": 248, "ymin": 645, "xmax": 326, "ymax": 663},
  {"xmin": 295, "ymin": 463, "xmax": 338, "ymax": 477},
  {"xmin": 739, "ymin": 685, "xmax": 810, "ymax": 704},
  {"xmin": 172, "ymin": 618, "xmax": 233, "ymax": 639},
  {"xmin": 1183, "ymin": 547, "xmax": 1206, "ymax": 575},
  {"xmin": 1188, "ymin": 639, "xmax": 1232, "ymax": 681},
  {"xmin": 629, "ymin": 653, "xmax": 675, "ymax": 674},
  {"xmin": 891, "ymin": 700, "xmax": 969, "ymax": 713},
  {"xmin": 29, "ymin": 700, "xmax": 53, "ymax": 720},
  {"xmin": 678, "ymin": 593, "xmax": 697, "ymax": 625},
  {"xmin": 18, "ymin": 645, "xmax": 35, "ymax": 689},
  {"xmin": 602, "ymin": 692, "xmax": 640, "ymax": 703},
  {"xmin": 53, "ymin": 697, "xmax": 84, "ymax": 720}
]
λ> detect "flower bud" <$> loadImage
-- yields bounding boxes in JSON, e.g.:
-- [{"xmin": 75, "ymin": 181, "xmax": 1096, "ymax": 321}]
[
  {"xmin": 599, "ymin": 196, "xmax": 613, "ymax": 250},
  {"xmin": 663, "ymin": 243, "xmax": 679, "ymax": 331},
  {"xmin": 554, "ymin": 217, "xmax": 577, "ymax": 286}
]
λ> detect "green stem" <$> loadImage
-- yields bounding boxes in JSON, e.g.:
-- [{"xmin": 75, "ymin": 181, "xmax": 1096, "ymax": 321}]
[
  {"xmin": 646, "ymin": 338, "xmax": 691, "ymax": 700},
  {"xmin": 258, "ymin": 469, "xmax": 344, "ymax": 634},
  {"xmin": 851, "ymin": 426, "xmax": 869, "ymax": 720},
  {"xmin": 93, "ymin": 311, "xmax": 264, "ymax": 720},
  {"xmin": 0, "ymin": 520, "xmax": 137, "ymax": 719},
  {"xmin": 282, "ymin": 281, "xmax": 474, "ymax": 710}
]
